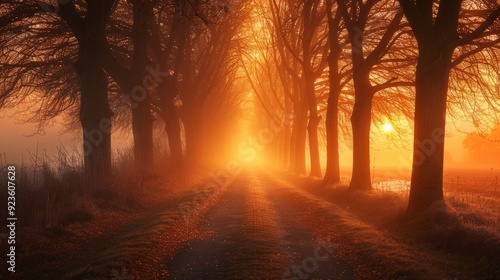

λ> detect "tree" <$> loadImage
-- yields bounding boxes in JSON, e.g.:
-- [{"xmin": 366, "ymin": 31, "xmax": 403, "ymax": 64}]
[
  {"xmin": 147, "ymin": 0, "xmax": 190, "ymax": 167},
  {"xmin": 323, "ymin": 0, "xmax": 351, "ymax": 184},
  {"xmin": 89, "ymin": 0, "xmax": 156, "ymax": 168},
  {"xmin": 129, "ymin": 0, "xmax": 154, "ymax": 167},
  {"xmin": 0, "ymin": 0, "xmax": 118, "ymax": 179},
  {"xmin": 301, "ymin": 0, "xmax": 329, "ymax": 177},
  {"xmin": 398, "ymin": 0, "xmax": 500, "ymax": 212},
  {"xmin": 336, "ymin": 0, "xmax": 409, "ymax": 190},
  {"xmin": 172, "ymin": 1, "xmax": 248, "ymax": 165},
  {"xmin": 270, "ymin": 0, "xmax": 329, "ymax": 177},
  {"xmin": 463, "ymin": 124, "xmax": 500, "ymax": 166},
  {"xmin": 239, "ymin": 5, "xmax": 292, "ymax": 168},
  {"xmin": 69, "ymin": 0, "xmax": 117, "ymax": 178}
]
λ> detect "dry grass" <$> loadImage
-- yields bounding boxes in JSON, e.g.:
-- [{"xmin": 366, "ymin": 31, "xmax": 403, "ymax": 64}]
[
  {"xmin": 0, "ymin": 144, "xmax": 211, "ymax": 279},
  {"xmin": 278, "ymin": 168, "xmax": 500, "ymax": 279},
  {"xmin": 0, "ymin": 144, "xmax": 190, "ymax": 231},
  {"xmin": 271, "ymin": 173, "xmax": 457, "ymax": 279}
]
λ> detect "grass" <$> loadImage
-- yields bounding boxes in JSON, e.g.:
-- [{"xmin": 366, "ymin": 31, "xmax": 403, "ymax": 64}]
[
  {"xmin": 280, "ymin": 168, "xmax": 500, "ymax": 278},
  {"xmin": 0, "ymin": 143, "xmax": 214, "ymax": 279},
  {"xmin": 0, "ymin": 143, "xmax": 194, "ymax": 231},
  {"xmin": 270, "ymin": 172, "xmax": 455, "ymax": 279}
]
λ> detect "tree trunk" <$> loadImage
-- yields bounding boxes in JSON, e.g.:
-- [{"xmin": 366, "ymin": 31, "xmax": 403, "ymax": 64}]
[
  {"xmin": 288, "ymin": 83, "xmax": 304, "ymax": 174},
  {"xmin": 183, "ymin": 114, "xmax": 202, "ymax": 165},
  {"xmin": 279, "ymin": 123, "xmax": 291, "ymax": 169},
  {"xmin": 324, "ymin": 89, "xmax": 341, "ymax": 184},
  {"xmin": 131, "ymin": 2, "xmax": 153, "ymax": 167},
  {"xmin": 77, "ymin": 1, "xmax": 113, "ymax": 180},
  {"xmin": 79, "ymin": 80, "xmax": 112, "ymax": 179},
  {"xmin": 307, "ymin": 113, "xmax": 322, "ymax": 177},
  {"xmin": 304, "ymin": 70, "xmax": 322, "ymax": 178},
  {"xmin": 282, "ymin": 120, "xmax": 291, "ymax": 169},
  {"xmin": 158, "ymin": 77, "xmax": 184, "ymax": 167},
  {"xmin": 293, "ymin": 102, "xmax": 308, "ymax": 175},
  {"xmin": 324, "ymin": 3, "xmax": 342, "ymax": 185},
  {"xmin": 164, "ymin": 100, "xmax": 183, "ymax": 166},
  {"xmin": 166, "ymin": 16, "xmax": 188, "ymax": 167},
  {"xmin": 132, "ymin": 99, "xmax": 153, "ymax": 167},
  {"xmin": 288, "ymin": 115, "xmax": 297, "ymax": 172},
  {"xmin": 301, "ymin": 1, "xmax": 322, "ymax": 178},
  {"xmin": 349, "ymin": 82, "xmax": 373, "ymax": 191},
  {"xmin": 407, "ymin": 43, "xmax": 452, "ymax": 212}
]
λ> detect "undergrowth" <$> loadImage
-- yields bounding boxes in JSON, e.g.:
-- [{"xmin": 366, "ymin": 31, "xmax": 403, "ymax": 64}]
[
  {"xmin": 283, "ymin": 169, "xmax": 500, "ymax": 278},
  {"xmin": 0, "ymin": 144, "xmax": 181, "ymax": 231}
]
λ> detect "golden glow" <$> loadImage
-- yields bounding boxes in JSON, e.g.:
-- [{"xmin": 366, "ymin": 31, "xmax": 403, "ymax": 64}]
[{"xmin": 382, "ymin": 123, "xmax": 394, "ymax": 133}]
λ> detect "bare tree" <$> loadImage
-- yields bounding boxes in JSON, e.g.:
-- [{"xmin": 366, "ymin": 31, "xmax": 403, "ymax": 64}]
[
  {"xmin": 270, "ymin": 0, "xmax": 329, "ymax": 177},
  {"xmin": 336, "ymin": 0, "xmax": 411, "ymax": 190},
  {"xmin": 323, "ymin": 0, "xmax": 352, "ymax": 184},
  {"xmin": 398, "ymin": 0, "xmax": 500, "ymax": 212},
  {"xmin": 1, "ymin": 0, "xmax": 118, "ymax": 179},
  {"xmin": 170, "ymin": 1, "xmax": 247, "ymax": 165}
]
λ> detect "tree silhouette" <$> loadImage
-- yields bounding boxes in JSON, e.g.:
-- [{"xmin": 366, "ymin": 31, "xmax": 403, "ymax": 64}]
[
  {"xmin": 398, "ymin": 0, "xmax": 500, "ymax": 212},
  {"xmin": 269, "ymin": 0, "xmax": 330, "ymax": 177},
  {"xmin": 172, "ymin": 1, "xmax": 247, "ymax": 165},
  {"xmin": 336, "ymin": 0, "xmax": 410, "ymax": 190},
  {"xmin": 323, "ymin": 0, "xmax": 350, "ymax": 184},
  {"xmin": 463, "ymin": 125, "xmax": 500, "ymax": 166},
  {"xmin": 1, "ymin": 0, "xmax": 118, "ymax": 179}
]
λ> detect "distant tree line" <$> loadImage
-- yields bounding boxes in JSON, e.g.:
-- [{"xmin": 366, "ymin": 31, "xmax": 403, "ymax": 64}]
[{"xmin": 464, "ymin": 124, "xmax": 500, "ymax": 166}]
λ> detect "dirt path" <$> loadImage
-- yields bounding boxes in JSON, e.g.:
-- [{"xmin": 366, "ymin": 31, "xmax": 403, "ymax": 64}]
[{"xmin": 165, "ymin": 170, "xmax": 353, "ymax": 280}]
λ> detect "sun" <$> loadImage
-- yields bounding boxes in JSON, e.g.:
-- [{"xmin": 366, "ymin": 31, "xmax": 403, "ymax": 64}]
[{"xmin": 382, "ymin": 123, "xmax": 394, "ymax": 133}]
